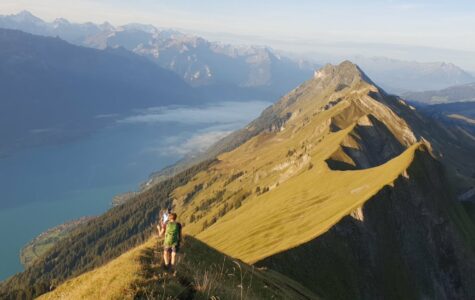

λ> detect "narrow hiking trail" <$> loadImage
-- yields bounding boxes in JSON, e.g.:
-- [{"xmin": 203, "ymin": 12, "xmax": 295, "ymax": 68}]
[
  {"xmin": 131, "ymin": 243, "xmax": 196, "ymax": 299},
  {"xmin": 130, "ymin": 236, "xmax": 319, "ymax": 300}
]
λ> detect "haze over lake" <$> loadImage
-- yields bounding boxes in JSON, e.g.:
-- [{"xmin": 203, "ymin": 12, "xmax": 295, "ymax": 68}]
[{"xmin": 0, "ymin": 100, "xmax": 270, "ymax": 280}]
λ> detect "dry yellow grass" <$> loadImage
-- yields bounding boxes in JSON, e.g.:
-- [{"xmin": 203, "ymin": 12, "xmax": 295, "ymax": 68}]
[
  {"xmin": 167, "ymin": 78, "xmax": 421, "ymax": 264},
  {"xmin": 37, "ymin": 64, "xmax": 424, "ymax": 297},
  {"xmin": 197, "ymin": 143, "xmax": 420, "ymax": 263},
  {"xmin": 37, "ymin": 239, "xmax": 156, "ymax": 300}
]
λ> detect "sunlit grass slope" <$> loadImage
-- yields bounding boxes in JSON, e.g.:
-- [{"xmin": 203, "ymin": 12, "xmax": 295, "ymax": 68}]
[
  {"xmin": 37, "ymin": 239, "xmax": 152, "ymax": 300},
  {"xmin": 197, "ymin": 143, "xmax": 422, "ymax": 263},
  {"xmin": 166, "ymin": 62, "xmax": 423, "ymax": 264},
  {"xmin": 38, "ymin": 235, "xmax": 319, "ymax": 300},
  {"xmin": 34, "ymin": 61, "xmax": 426, "ymax": 298}
]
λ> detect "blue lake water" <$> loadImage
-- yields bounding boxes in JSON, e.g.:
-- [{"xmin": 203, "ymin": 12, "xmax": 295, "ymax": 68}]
[{"xmin": 0, "ymin": 100, "xmax": 271, "ymax": 281}]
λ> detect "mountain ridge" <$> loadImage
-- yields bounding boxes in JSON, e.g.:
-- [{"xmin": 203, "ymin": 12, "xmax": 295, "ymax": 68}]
[
  {"xmin": 166, "ymin": 61, "xmax": 475, "ymax": 298},
  {"xmin": 2, "ymin": 61, "xmax": 475, "ymax": 299},
  {"xmin": 257, "ymin": 146, "xmax": 475, "ymax": 299},
  {"xmin": 352, "ymin": 56, "xmax": 475, "ymax": 93},
  {"xmin": 0, "ymin": 28, "xmax": 197, "ymax": 155},
  {"xmin": 404, "ymin": 82, "xmax": 475, "ymax": 104},
  {"xmin": 0, "ymin": 11, "xmax": 315, "ymax": 98}
]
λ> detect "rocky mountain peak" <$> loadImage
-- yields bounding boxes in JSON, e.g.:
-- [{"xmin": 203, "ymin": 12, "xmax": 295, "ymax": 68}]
[
  {"xmin": 99, "ymin": 21, "xmax": 115, "ymax": 31},
  {"xmin": 312, "ymin": 60, "xmax": 376, "ymax": 91},
  {"xmin": 11, "ymin": 10, "xmax": 43, "ymax": 24},
  {"xmin": 52, "ymin": 18, "xmax": 70, "ymax": 28},
  {"xmin": 16, "ymin": 10, "xmax": 35, "ymax": 18}
]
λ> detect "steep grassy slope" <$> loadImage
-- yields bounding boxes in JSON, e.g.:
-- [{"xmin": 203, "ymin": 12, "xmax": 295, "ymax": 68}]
[
  {"xmin": 3, "ymin": 61, "xmax": 475, "ymax": 300},
  {"xmin": 164, "ymin": 61, "xmax": 475, "ymax": 299},
  {"xmin": 196, "ymin": 143, "xmax": 421, "ymax": 263},
  {"xmin": 168, "ymin": 62, "xmax": 421, "ymax": 259},
  {"xmin": 258, "ymin": 149, "xmax": 475, "ymax": 299},
  {"xmin": 37, "ymin": 239, "xmax": 146, "ymax": 300},
  {"xmin": 39, "ymin": 236, "xmax": 318, "ymax": 300}
]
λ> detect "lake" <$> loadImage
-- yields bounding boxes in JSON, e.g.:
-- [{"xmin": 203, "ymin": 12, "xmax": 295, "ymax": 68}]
[{"xmin": 0, "ymin": 100, "xmax": 271, "ymax": 281}]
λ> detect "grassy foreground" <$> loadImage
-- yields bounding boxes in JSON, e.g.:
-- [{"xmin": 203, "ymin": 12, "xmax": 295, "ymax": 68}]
[
  {"xmin": 37, "ymin": 239, "xmax": 147, "ymax": 300},
  {"xmin": 39, "ymin": 236, "xmax": 318, "ymax": 300}
]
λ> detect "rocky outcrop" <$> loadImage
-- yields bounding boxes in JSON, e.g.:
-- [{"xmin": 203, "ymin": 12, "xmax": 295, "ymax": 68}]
[{"xmin": 327, "ymin": 114, "xmax": 406, "ymax": 170}]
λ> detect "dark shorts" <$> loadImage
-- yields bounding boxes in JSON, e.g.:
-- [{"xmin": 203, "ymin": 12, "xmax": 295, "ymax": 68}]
[{"xmin": 164, "ymin": 244, "xmax": 180, "ymax": 253}]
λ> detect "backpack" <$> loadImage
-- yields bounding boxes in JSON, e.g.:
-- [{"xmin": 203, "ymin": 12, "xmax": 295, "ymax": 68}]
[{"xmin": 164, "ymin": 222, "xmax": 181, "ymax": 246}]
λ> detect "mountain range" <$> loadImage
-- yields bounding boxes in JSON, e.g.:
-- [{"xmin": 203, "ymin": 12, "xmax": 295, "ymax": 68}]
[
  {"xmin": 1, "ymin": 11, "xmax": 474, "ymax": 96},
  {"xmin": 352, "ymin": 56, "xmax": 475, "ymax": 93},
  {"xmin": 2, "ymin": 61, "xmax": 475, "ymax": 299},
  {"xmin": 0, "ymin": 10, "xmax": 315, "ymax": 99},
  {"xmin": 0, "ymin": 28, "xmax": 198, "ymax": 156},
  {"xmin": 404, "ymin": 82, "xmax": 475, "ymax": 104},
  {"xmin": 416, "ymin": 102, "xmax": 475, "ymax": 145}
]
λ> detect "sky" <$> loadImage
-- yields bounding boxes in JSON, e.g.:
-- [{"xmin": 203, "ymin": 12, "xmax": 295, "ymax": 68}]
[{"xmin": 1, "ymin": 0, "xmax": 475, "ymax": 69}]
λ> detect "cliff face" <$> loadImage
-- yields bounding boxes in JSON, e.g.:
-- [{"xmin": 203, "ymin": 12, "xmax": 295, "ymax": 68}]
[{"xmin": 258, "ymin": 149, "xmax": 475, "ymax": 300}]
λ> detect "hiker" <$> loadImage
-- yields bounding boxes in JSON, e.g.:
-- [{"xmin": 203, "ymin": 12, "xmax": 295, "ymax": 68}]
[{"xmin": 158, "ymin": 212, "xmax": 182, "ymax": 272}]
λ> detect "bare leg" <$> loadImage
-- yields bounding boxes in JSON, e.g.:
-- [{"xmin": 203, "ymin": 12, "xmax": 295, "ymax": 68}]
[
  {"xmin": 163, "ymin": 250, "xmax": 170, "ymax": 266},
  {"xmin": 170, "ymin": 251, "xmax": 178, "ymax": 276},
  {"xmin": 170, "ymin": 251, "xmax": 177, "ymax": 266}
]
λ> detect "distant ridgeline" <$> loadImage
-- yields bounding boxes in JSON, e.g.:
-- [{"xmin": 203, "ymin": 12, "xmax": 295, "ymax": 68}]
[
  {"xmin": 0, "ymin": 28, "xmax": 197, "ymax": 155},
  {"xmin": 403, "ymin": 82, "xmax": 475, "ymax": 104},
  {"xmin": 2, "ymin": 62, "xmax": 475, "ymax": 299},
  {"xmin": 0, "ymin": 11, "xmax": 315, "ymax": 98}
]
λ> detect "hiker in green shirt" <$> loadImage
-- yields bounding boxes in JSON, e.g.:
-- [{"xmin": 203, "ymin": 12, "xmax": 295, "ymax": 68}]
[{"xmin": 158, "ymin": 212, "xmax": 182, "ymax": 272}]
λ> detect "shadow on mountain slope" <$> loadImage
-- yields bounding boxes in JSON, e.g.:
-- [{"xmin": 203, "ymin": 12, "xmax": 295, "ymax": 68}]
[
  {"xmin": 131, "ymin": 236, "xmax": 318, "ymax": 300},
  {"xmin": 326, "ymin": 114, "xmax": 405, "ymax": 170},
  {"xmin": 257, "ymin": 148, "xmax": 475, "ymax": 300}
]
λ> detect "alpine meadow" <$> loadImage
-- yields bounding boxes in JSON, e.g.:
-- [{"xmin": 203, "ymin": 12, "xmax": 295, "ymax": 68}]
[{"xmin": 1, "ymin": 2, "xmax": 475, "ymax": 300}]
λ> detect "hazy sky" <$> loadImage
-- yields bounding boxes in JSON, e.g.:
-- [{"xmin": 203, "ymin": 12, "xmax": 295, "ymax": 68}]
[{"xmin": 1, "ymin": 0, "xmax": 475, "ymax": 69}]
